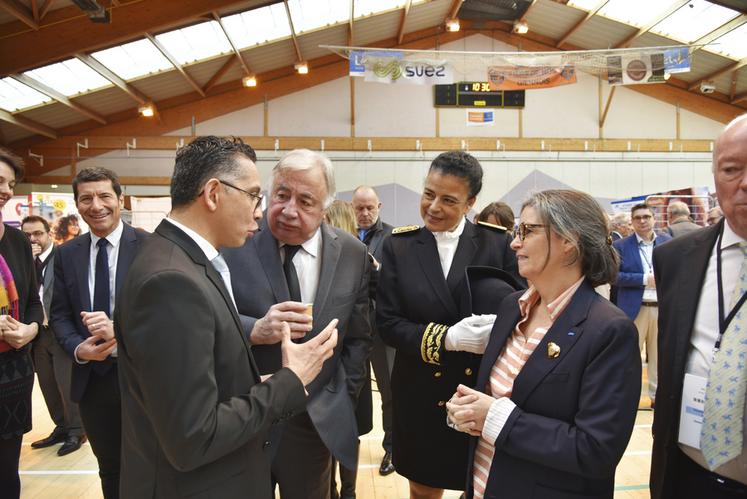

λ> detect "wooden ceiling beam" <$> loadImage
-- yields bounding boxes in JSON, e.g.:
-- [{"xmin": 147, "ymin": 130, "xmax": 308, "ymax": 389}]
[
  {"xmin": 347, "ymin": 0, "xmax": 354, "ymax": 46},
  {"xmin": 283, "ymin": 0, "xmax": 303, "ymax": 62},
  {"xmin": 0, "ymin": 0, "xmax": 274, "ymax": 76},
  {"xmin": 688, "ymin": 56, "xmax": 747, "ymax": 91},
  {"xmin": 212, "ymin": 12, "xmax": 251, "ymax": 75},
  {"xmin": 38, "ymin": 0, "xmax": 54, "ymax": 20},
  {"xmin": 0, "ymin": 0, "xmax": 39, "ymax": 30},
  {"xmin": 75, "ymin": 53, "xmax": 150, "ymax": 106},
  {"xmin": 10, "ymin": 73, "xmax": 107, "ymax": 124},
  {"xmin": 31, "ymin": 0, "xmax": 38, "ymax": 22},
  {"xmin": 203, "ymin": 57, "xmax": 236, "ymax": 93},
  {"xmin": 469, "ymin": 20, "xmax": 747, "ymax": 124},
  {"xmin": 691, "ymin": 13, "xmax": 747, "ymax": 53},
  {"xmin": 0, "ymin": 109, "xmax": 57, "ymax": 139},
  {"xmin": 145, "ymin": 33, "xmax": 206, "ymax": 98},
  {"xmin": 615, "ymin": 0, "xmax": 690, "ymax": 48},
  {"xmin": 397, "ymin": 0, "xmax": 412, "ymax": 45},
  {"xmin": 12, "ymin": 25, "xmax": 469, "ymax": 174},
  {"xmin": 556, "ymin": 0, "xmax": 609, "ymax": 48},
  {"xmin": 446, "ymin": 0, "xmax": 462, "ymax": 21},
  {"xmin": 733, "ymin": 89, "xmax": 747, "ymax": 104}
]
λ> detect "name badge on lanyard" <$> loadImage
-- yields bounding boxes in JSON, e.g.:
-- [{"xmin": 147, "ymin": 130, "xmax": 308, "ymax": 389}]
[{"xmin": 678, "ymin": 373, "xmax": 707, "ymax": 449}]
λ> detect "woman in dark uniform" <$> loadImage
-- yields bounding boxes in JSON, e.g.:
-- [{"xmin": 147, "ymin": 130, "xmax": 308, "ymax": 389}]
[
  {"xmin": 0, "ymin": 148, "xmax": 43, "ymax": 499},
  {"xmin": 376, "ymin": 151, "xmax": 521, "ymax": 499}
]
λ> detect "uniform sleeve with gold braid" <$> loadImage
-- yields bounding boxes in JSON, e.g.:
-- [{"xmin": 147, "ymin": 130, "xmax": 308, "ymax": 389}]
[{"xmin": 421, "ymin": 322, "xmax": 448, "ymax": 365}]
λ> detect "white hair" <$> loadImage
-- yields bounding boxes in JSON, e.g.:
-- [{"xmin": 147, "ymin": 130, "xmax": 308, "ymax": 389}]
[{"xmin": 270, "ymin": 149, "xmax": 336, "ymax": 208}]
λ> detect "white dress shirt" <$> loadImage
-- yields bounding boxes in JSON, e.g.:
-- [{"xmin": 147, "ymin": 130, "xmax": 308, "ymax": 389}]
[
  {"xmin": 680, "ymin": 221, "xmax": 747, "ymax": 484},
  {"xmin": 431, "ymin": 217, "xmax": 466, "ymax": 279},
  {"xmin": 88, "ymin": 220, "xmax": 124, "ymax": 315},
  {"xmin": 37, "ymin": 243, "xmax": 53, "ymax": 324},
  {"xmin": 279, "ymin": 227, "xmax": 322, "ymax": 304},
  {"xmin": 164, "ymin": 218, "xmax": 237, "ymax": 310},
  {"xmin": 635, "ymin": 233, "xmax": 657, "ymax": 302}
]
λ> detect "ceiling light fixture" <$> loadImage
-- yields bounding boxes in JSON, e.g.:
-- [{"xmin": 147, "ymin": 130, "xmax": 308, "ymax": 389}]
[
  {"xmin": 242, "ymin": 75, "xmax": 258, "ymax": 87},
  {"xmin": 294, "ymin": 61, "xmax": 309, "ymax": 75},
  {"xmin": 138, "ymin": 103, "xmax": 156, "ymax": 117},
  {"xmin": 512, "ymin": 20, "xmax": 529, "ymax": 34},
  {"xmin": 446, "ymin": 19, "xmax": 460, "ymax": 32}
]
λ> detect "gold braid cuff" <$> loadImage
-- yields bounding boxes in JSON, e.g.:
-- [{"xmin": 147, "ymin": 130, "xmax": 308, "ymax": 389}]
[{"xmin": 421, "ymin": 322, "xmax": 448, "ymax": 365}]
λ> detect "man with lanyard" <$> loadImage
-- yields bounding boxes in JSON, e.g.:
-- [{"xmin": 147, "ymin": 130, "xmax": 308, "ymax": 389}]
[
  {"xmin": 613, "ymin": 203, "xmax": 671, "ymax": 408},
  {"xmin": 651, "ymin": 114, "xmax": 747, "ymax": 498}
]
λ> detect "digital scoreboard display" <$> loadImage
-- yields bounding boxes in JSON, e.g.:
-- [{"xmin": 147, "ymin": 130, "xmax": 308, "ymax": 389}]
[{"xmin": 434, "ymin": 82, "xmax": 525, "ymax": 108}]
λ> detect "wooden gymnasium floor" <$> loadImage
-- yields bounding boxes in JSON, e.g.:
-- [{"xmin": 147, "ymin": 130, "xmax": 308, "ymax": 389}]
[{"xmin": 18, "ymin": 371, "xmax": 655, "ymax": 499}]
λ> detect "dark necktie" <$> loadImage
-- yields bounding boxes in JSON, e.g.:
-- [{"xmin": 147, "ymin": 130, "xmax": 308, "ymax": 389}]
[
  {"xmin": 283, "ymin": 245, "xmax": 302, "ymax": 302},
  {"xmin": 93, "ymin": 238, "xmax": 110, "ymax": 317},
  {"xmin": 35, "ymin": 256, "xmax": 44, "ymax": 290}
]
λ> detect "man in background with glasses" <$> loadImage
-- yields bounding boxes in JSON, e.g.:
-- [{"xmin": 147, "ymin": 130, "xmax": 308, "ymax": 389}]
[{"xmin": 612, "ymin": 203, "xmax": 671, "ymax": 409}]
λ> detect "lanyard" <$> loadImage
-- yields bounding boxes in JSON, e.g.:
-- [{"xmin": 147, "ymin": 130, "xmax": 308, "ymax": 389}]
[
  {"xmin": 638, "ymin": 240, "xmax": 654, "ymax": 273},
  {"xmin": 715, "ymin": 224, "xmax": 747, "ymax": 352}
]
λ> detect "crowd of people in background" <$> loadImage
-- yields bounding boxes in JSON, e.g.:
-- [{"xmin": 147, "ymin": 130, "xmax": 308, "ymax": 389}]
[{"xmin": 0, "ymin": 113, "xmax": 745, "ymax": 499}]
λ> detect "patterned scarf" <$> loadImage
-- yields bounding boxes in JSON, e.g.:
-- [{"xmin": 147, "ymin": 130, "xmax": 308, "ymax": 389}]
[{"xmin": 0, "ymin": 252, "xmax": 19, "ymax": 353}]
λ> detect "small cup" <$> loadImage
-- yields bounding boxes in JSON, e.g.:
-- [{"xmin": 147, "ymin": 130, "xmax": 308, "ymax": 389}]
[{"xmin": 303, "ymin": 303, "xmax": 313, "ymax": 317}]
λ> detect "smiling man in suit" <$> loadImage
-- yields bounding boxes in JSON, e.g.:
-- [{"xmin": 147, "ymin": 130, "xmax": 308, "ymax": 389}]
[
  {"xmin": 50, "ymin": 167, "xmax": 147, "ymax": 499},
  {"xmin": 223, "ymin": 148, "xmax": 372, "ymax": 499},
  {"xmin": 22, "ymin": 215, "xmax": 84, "ymax": 457},
  {"xmin": 114, "ymin": 136, "xmax": 338, "ymax": 499}
]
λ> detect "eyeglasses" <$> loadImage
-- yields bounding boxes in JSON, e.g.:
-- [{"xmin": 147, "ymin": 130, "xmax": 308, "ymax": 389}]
[
  {"xmin": 513, "ymin": 223, "xmax": 546, "ymax": 241},
  {"xmin": 632, "ymin": 215, "xmax": 652, "ymax": 222},
  {"xmin": 219, "ymin": 179, "xmax": 263, "ymax": 208}
]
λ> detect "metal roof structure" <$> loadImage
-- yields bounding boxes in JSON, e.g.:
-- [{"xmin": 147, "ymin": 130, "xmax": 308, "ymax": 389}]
[{"xmin": 0, "ymin": 0, "xmax": 746, "ymax": 174}]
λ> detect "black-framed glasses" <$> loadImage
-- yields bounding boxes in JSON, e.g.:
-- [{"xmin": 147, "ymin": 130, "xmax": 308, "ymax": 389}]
[
  {"xmin": 513, "ymin": 223, "xmax": 546, "ymax": 241},
  {"xmin": 219, "ymin": 179, "xmax": 263, "ymax": 207}
]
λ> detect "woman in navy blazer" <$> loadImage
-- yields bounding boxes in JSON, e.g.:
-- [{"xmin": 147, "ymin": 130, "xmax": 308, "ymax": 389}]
[{"xmin": 447, "ymin": 190, "xmax": 641, "ymax": 499}]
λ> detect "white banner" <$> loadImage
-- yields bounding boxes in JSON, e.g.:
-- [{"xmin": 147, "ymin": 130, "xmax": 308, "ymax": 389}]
[{"xmin": 363, "ymin": 57, "xmax": 454, "ymax": 85}]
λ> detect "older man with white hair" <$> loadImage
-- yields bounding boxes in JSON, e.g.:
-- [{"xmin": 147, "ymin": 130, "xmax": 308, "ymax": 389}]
[
  {"xmin": 666, "ymin": 201, "xmax": 702, "ymax": 238},
  {"xmin": 223, "ymin": 149, "xmax": 372, "ymax": 499},
  {"xmin": 651, "ymin": 114, "xmax": 747, "ymax": 499}
]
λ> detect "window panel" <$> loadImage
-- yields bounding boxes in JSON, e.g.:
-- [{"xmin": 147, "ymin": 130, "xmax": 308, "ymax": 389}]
[
  {"xmin": 222, "ymin": 3, "xmax": 292, "ymax": 49},
  {"xmin": 0, "ymin": 77, "xmax": 51, "ymax": 112},
  {"xmin": 92, "ymin": 39, "xmax": 173, "ymax": 80},
  {"xmin": 23, "ymin": 58, "xmax": 111, "ymax": 97},
  {"xmin": 155, "ymin": 21, "xmax": 232, "ymax": 65},
  {"xmin": 288, "ymin": 0, "xmax": 349, "ymax": 33},
  {"xmin": 598, "ymin": 0, "xmax": 674, "ymax": 27},
  {"xmin": 707, "ymin": 22, "xmax": 747, "ymax": 59},
  {"xmin": 653, "ymin": 0, "xmax": 738, "ymax": 43}
]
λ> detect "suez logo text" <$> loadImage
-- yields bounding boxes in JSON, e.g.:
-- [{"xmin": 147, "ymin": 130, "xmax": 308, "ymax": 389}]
[{"xmin": 403, "ymin": 64, "xmax": 447, "ymax": 78}]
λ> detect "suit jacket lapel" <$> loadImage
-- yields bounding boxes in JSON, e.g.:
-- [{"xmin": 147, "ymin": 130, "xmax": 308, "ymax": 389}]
[
  {"xmin": 627, "ymin": 236, "xmax": 644, "ymax": 273},
  {"xmin": 314, "ymin": 224, "xmax": 340, "ymax": 315},
  {"xmin": 42, "ymin": 249, "xmax": 55, "ymax": 316},
  {"xmin": 446, "ymin": 221, "xmax": 478, "ymax": 296},
  {"xmin": 155, "ymin": 221, "xmax": 259, "ymax": 377},
  {"xmin": 416, "ymin": 229, "xmax": 459, "ymax": 317},
  {"xmin": 74, "ymin": 234, "xmax": 92, "ymax": 312},
  {"xmin": 254, "ymin": 228, "xmax": 288, "ymax": 303},
  {"xmin": 476, "ymin": 301, "xmax": 521, "ymax": 391},
  {"xmin": 671, "ymin": 223, "xmax": 721, "ymax": 380},
  {"xmin": 511, "ymin": 281, "xmax": 593, "ymax": 406},
  {"xmin": 115, "ymin": 223, "xmax": 138, "ymax": 299}
]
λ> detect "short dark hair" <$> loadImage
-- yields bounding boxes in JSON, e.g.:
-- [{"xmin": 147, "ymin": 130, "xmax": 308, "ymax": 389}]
[
  {"xmin": 73, "ymin": 167, "xmax": 122, "ymax": 201},
  {"xmin": 631, "ymin": 203, "xmax": 652, "ymax": 216},
  {"xmin": 171, "ymin": 136, "xmax": 257, "ymax": 208},
  {"xmin": 477, "ymin": 202, "xmax": 515, "ymax": 229},
  {"xmin": 0, "ymin": 146, "xmax": 25, "ymax": 181},
  {"xmin": 429, "ymin": 151, "xmax": 483, "ymax": 198},
  {"xmin": 21, "ymin": 215, "xmax": 50, "ymax": 232}
]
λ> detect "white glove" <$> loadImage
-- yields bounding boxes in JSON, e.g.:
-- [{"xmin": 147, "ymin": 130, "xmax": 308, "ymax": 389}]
[{"xmin": 444, "ymin": 314, "xmax": 497, "ymax": 354}]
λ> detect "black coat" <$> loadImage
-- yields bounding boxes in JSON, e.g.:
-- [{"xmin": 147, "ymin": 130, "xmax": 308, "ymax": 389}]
[
  {"xmin": 466, "ymin": 281, "xmax": 641, "ymax": 499},
  {"xmin": 650, "ymin": 222, "xmax": 722, "ymax": 499},
  {"xmin": 376, "ymin": 219, "xmax": 521, "ymax": 489}
]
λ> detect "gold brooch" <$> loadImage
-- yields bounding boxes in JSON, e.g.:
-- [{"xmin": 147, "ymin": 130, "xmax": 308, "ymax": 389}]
[{"xmin": 547, "ymin": 342, "xmax": 561, "ymax": 359}]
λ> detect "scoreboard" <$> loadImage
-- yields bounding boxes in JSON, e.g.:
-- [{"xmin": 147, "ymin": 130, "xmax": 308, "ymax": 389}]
[{"xmin": 435, "ymin": 82, "xmax": 525, "ymax": 108}]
